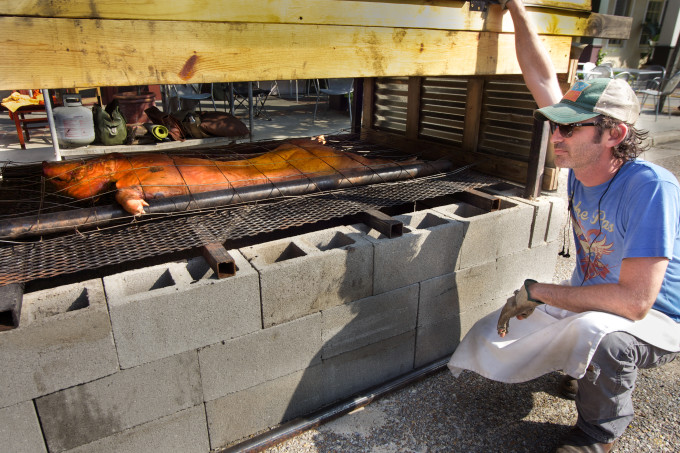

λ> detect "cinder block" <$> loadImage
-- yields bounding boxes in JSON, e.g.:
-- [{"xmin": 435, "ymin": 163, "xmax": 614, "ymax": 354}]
[
  {"xmin": 105, "ymin": 253, "xmax": 260, "ymax": 369},
  {"xmin": 353, "ymin": 209, "xmax": 465, "ymax": 294},
  {"xmin": 0, "ymin": 278, "xmax": 118, "ymax": 409},
  {"xmin": 322, "ymin": 284, "xmax": 418, "ymax": 359},
  {"xmin": 322, "ymin": 331, "xmax": 415, "ymax": 405},
  {"xmin": 491, "ymin": 194, "xmax": 568, "ymax": 248},
  {"xmin": 433, "ymin": 198, "xmax": 534, "ymax": 267},
  {"xmin": 206, "ymin": 366, "xmax": 324, "ymax": 450},
  {"xmin": 415, "ymin": 316, "xmax": 461, "ymax": 368},
  {"xmin": 495, "ymin": 241, "xmax": 560, "ymax": 297},
  {"xmin": 415, "ymin": 262, "xmax": 498, "ymax": 367},
  {"xmin": 36, "ymin": 351, "xmax": 202, "ymax": 453},
  {"xmin": 418, "ymin": 261, "xmax": 498, "ymax": 328},
  {"xmin": 64, "ymin": 405, "xmax": 209, "ymax": 453},
  {"xmin": 241, "ymin": 226, "xmax": 373, "ymax": 327},
  {"xmin": 415, "ymin": 295, "xmax": 507, "ymax": 367},
  {"xmin": 0, "ymin": 401, "xmax": 47, "ymax": 453},
  {"xmin": 459, "ymin": 297, "xmax": 507, "ymax": 337},
  {"xmin": 199, "ymin": 313, "xmax": 322, "ymax": 402}
]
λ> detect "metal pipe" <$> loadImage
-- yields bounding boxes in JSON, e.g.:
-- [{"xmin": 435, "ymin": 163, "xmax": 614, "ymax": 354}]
[
  {"xmin": 219, "ymin": 357, "xmax": 449, "ymax": 453},
  {"xmin": 0, "ymin": 159, "xmax": 453, "ymax": 239},
  {"xmin": 41, "ymin": 89, "xmax": 62, "ymax": 161}
]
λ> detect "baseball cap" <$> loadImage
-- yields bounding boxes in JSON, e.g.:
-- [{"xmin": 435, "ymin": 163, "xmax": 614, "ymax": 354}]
[{"xmin": 534, "ymin": 78, "xmax": 640, "ymax": 125}]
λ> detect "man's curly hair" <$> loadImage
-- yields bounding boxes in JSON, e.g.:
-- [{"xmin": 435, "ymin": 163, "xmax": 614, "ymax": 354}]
[{"xmin": 593, "ymin": 116, "xmax": 649, "ymax": 161}]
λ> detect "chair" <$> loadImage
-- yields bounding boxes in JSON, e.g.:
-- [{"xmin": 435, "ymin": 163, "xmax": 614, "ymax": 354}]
[
  {"xmin": 170, "ymin": 83, "xmax": 216, "ymax": 112},
  {"xmin": 637, "ymin": 71, "xmax": 680, "ymax": 120},
  {"xmin": 633, "ymin": 65, "xmax": 666, "ymax": 91},
  {"xmin": 231, "ymin": 82, "xmax": 273, "ymax": 120},
  {"xmin": 614, "ymin": 71, "xmax": 631, "ymax": 82},
  {"xmin": 585, "ymin": 65, "xmax": 614, "ymax": 79},
  {"xmin": 313, "ymin": 78, "xmax": 354, "ymax": 124}
]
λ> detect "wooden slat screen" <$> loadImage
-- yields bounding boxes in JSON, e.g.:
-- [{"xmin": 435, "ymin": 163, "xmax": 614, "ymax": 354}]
[
  {"xmin": 418, "ymin": 77, "xmax": 468, "ymax": 145},
  {"xmin": 373, "ymin": 77, "xmax": 409, "ymax": 135},
  {"xmin": 478, "ymin": 80, "xmax": 538, "ymax": 160}
]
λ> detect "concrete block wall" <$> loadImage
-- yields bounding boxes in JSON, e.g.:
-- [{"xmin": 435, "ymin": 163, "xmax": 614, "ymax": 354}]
[{"xmin": 0, "ymin": 193, "xmax": 565, "ymax": 452}]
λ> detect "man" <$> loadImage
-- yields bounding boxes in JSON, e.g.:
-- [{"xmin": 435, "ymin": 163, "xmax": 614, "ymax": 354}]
[{"xmin": 448, "ymin": 1, "xmax": 680, "ymax": 452}]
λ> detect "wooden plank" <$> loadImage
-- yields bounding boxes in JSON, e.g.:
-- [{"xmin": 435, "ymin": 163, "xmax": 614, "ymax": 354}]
[
  {"xmin": 361, "ymin": 78, "xmax": 376, "ymax": 131},
  {"xmin": 0, "ymin": 1, "xmax": 593, "ymax": 26},
  {"xmin": 406, "ymin": 77, "xmax": 422, "ymax": 140},
  {"xmin": 463, "ymin": 78, "xmax": 484, "ymax": 152},
  {"xmin": 0, "ymin": 17, "xmax": 573, "ymax": 89},
  {"xmin": 524, "ymin": 119, "xmax": 551, "ymax": 198}
]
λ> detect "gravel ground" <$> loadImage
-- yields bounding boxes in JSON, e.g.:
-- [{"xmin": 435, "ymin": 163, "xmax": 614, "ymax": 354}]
[{"xmin": 261, "ymin": 140, "xmax": 680, "ymax": 453}]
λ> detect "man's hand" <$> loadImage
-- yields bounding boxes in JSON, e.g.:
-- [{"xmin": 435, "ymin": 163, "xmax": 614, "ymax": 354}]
[{"xmin": 497, "ymin": 279, "xmax": 542, "ymax": 337}]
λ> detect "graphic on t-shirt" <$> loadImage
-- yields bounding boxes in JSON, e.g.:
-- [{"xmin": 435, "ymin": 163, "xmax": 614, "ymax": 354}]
[{"xmin": 571, "ymin": 208, "xmax": 615, "ymax": 282}]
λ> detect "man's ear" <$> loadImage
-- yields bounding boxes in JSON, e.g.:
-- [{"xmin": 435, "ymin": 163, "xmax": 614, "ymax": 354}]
[{"xmin": 606, "ymin": 123, "xmax": 628, "ymax": 148}]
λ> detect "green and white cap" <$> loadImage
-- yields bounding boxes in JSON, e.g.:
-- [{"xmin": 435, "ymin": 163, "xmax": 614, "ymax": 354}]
[{"xmin": 534, "ymin": 78, "xmax": 640, "ymax": 125}]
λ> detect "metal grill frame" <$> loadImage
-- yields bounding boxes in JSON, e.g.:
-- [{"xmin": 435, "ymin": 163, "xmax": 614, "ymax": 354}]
[{"xmin": 0, "ymin": 136, "xmax": 505, "ymax": 287}]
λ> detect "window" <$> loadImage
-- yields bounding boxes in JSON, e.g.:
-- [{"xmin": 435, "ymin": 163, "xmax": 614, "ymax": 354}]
[{"xmin": 640, "ymin": 0, "xmax": 667, "ymax": 45}]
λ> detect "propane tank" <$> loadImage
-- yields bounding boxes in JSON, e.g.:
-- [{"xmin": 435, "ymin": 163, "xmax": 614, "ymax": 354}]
[{"xmin": 53, "ymin": 94, "xmax": 95, "ymax": 147}]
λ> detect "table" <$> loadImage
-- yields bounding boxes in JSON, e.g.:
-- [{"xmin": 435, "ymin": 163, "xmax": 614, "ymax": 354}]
[{"xmin": 612, "ymin": 68, "xmax": 664, "ymax": 90}]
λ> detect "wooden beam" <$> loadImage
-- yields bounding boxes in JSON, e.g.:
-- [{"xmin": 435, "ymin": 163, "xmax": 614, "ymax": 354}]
[
  {"xmin": 406, "ymin": 77, "xmax": 422, "ymax": 140},
  {"xmin": 463, "ymin": 78, "xmax": 484, "ymax": 152},
  {"xmin": 524, "ymin": 119, "xmax": 551, "ymax": 198},
  {"xmin": 0, "ymin": 1, "xmax": 592, "ymax": 26},
  {"xmin": 361, "ymin": 78, "xmax": 376, "ymax": 131},
  {"xmin": 0, "ymin": 17, "xmax": 573, "ymax": 89}
]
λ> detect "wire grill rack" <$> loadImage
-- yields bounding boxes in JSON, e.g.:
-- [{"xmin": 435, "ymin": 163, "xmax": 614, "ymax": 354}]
[{"xmin": 0, "ymin": 136, "xmax": 501, "ymax": 286}]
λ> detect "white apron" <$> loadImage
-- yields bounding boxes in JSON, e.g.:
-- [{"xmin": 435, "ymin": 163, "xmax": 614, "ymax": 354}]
[{"xmin": 447, "ymin": 304, "xmax": 680, "ymax": 383}]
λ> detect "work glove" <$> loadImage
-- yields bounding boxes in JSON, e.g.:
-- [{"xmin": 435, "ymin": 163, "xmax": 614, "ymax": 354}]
[{"xmin": 497, "ymin": 279, "xmax": 543, "ymax": 337}]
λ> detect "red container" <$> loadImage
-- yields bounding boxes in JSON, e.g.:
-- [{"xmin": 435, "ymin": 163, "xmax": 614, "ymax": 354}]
[{"xmin": 112, "ymin": 91, "xmax": 156, "ymax": 125}]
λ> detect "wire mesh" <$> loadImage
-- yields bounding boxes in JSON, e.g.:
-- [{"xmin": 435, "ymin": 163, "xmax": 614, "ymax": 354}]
[{"xmin": 0, "ymin": 136, "xmax": 500, "ymax": 286}]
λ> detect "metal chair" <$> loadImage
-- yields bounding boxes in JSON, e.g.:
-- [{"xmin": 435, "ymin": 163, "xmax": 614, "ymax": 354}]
[
  {"xmin": 614, "ymin": 71, "xmax": 631, "ymax": 82},
  {"xmin": 585, "ymin": 65, "xmax": 614, "ymax": 79},
  {"xmin": 313, "ymin": 78, "xmax": 354, "ymax": 124},
  {"xmin": 637, "ymin": 71, "xmax": 680, "ymax": 120},
  {"xmin": 231, "ymin": 82, "xmax": 273, "ymax": 120},
  {"xmin": 170, "ymin": 83, "xmax": 217, "ymax": 112}
]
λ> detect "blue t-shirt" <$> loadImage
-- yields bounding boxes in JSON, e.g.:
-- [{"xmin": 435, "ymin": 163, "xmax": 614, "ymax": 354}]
[{"xmin": 568, "ymin": 159, "xmax": 680, "ymax": 322}]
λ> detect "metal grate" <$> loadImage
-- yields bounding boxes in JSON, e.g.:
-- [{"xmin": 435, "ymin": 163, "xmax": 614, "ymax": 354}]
[{"xmin": 0, "ymin": 136, "xmax": 500, "ymax": 286}]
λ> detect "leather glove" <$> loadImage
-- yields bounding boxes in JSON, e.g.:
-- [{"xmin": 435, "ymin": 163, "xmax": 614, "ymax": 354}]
[{"xmin": 497, "ymin": 279, "xmax": 542, "ymax": 337}]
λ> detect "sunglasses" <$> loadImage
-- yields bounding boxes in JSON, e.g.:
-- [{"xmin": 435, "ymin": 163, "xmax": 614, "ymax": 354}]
[{"xmin": 548, "ymin": 121, "xmax": 599, "ymax": 138}]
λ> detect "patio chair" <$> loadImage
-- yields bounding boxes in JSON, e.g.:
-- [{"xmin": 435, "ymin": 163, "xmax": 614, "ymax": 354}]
[
  {"xmin": 313, "ymin": 78, "xmax": 354, "ymax": 124},
  {"xmin": 637, "ymin": 71, "xmax": 680, "ymax": 120},
  {"xmin": 170, "ymin": 83, "xmax": 217, "ymax": 112},
  {"xmin": 585, "ymin": 65, "xmax": 614, "ymax": 79},
  {"xmin": 231, "ymin": 82, "xmax": 273, "ymax": 120},
  {"xmin": 614, "ymin": 71, "xmax": 631, "ymax": 82}
]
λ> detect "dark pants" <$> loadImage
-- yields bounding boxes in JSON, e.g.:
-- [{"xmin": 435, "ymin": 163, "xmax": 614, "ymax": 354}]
[{"xmin": 575, "ymin": 331, "xmax": 679, "ymax": 443}]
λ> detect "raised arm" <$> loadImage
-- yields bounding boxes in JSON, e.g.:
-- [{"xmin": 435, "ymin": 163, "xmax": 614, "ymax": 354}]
[{"xmin": 505, "ymin": 0, "xmax": 563, "ymax": 108}]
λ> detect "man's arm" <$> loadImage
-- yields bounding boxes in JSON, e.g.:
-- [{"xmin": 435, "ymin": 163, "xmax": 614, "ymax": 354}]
[
  {"xmin": 506, "ymin": 0, "xmax": 563, "ymax": 108},
  {"xmin": 530, "ymin": 257, "xmax": 669, "ymax": 321}
]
